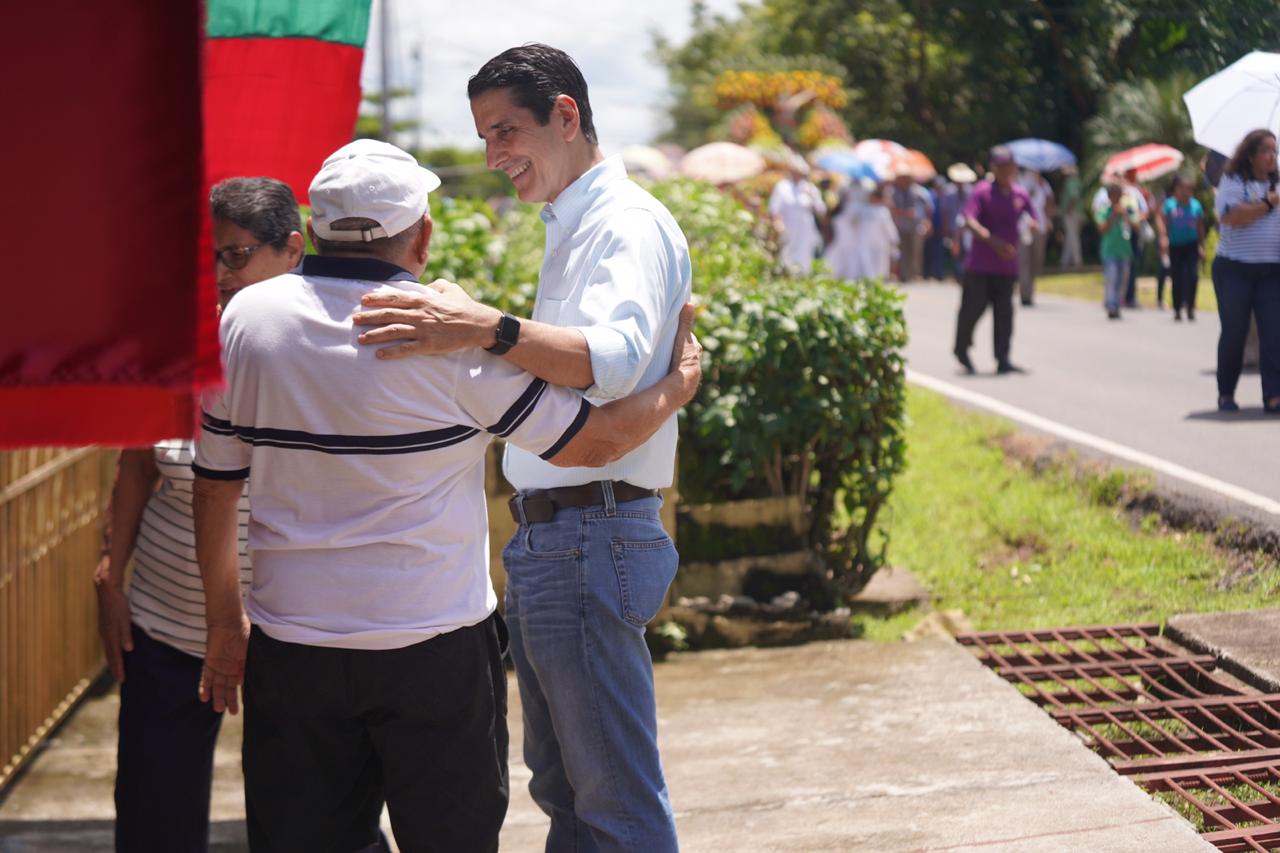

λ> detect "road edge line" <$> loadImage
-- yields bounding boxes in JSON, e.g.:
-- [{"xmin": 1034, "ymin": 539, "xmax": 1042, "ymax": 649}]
[{"xmin": 906, "ymin": 368, "xmax": 1280, "ymax": 518}]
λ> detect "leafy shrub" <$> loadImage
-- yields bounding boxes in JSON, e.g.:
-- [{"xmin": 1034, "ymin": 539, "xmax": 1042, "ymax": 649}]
[
  {"xmin": 418, "ymin": 179, "xmax": 907, "ymax": 599},
  {"xmin": 652, "ymin": 179, "xmax": 908, "ymax": 597}
]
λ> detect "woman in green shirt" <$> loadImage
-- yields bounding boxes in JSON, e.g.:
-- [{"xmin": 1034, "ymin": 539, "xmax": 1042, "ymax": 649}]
[{"xmin": 1096, "ymin": 182, "xmax": 1139, "ymax": 319}]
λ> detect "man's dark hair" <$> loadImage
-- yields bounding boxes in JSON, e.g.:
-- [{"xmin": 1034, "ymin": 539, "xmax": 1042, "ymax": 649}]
[
  {"xmin": 209, "ymin": 177, "xmax": 302, "ymax": 247},
  {"xmin": 311, "ymin": 217, "xmax": 423, "ymax": 260},
  {"xmin": 1226, "ymin": 129, "xmax": 1279, "ymax": 183},
  {"xmin": 467, "ymin": 43, "xmax": 598, "ymax": 146}
]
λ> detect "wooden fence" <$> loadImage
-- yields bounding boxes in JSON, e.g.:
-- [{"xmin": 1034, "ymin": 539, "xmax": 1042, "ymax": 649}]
[{"xmin": 0, "ymin": 448, "xmax": 117, "ymax": 791}]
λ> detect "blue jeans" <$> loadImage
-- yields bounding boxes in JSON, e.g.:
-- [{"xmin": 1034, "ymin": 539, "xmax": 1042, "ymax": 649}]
[
  {"xmin": 1212, "ymin": 256, "xmax": 1280, "ymax": 401},
  {"xmin": 503, "ymin": 492, "xmax": 679, "ymax": 853},
  {"xmin": 1103, "ymin": 257, "xmax": 1130, "ymax": 312}
]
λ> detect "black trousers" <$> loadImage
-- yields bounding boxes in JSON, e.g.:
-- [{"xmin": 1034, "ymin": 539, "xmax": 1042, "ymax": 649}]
[
  {"xmin": 242, "ymin": 614, "xmax": 510, "ymax": 853},
  {"xmin": 116, "ymin": 624, "xmax": 224, "ymax": 853},
  {"xmin": 955, "ymin": 272, "xmax": 1016, "ymax": 364},
  {"xmin": 1169, "ymin": 243, "xmax": 1199, "ymax": 314},
  {"xmin": 1213, "ymin": 257, "xmax": 1280, "ymax": 401}
]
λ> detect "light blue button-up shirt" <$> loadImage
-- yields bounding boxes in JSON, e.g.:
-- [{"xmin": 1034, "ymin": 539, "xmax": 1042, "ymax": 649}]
[{"xmin": 503, "ymin": 155, "xmax": 693, "ymax": 490}]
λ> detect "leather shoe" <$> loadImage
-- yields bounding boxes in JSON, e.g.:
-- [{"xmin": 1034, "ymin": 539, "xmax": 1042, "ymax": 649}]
[
  {"xmin": 996, "ymin": 361, "xmax": 1025, "ymax": 375},
  {"xmin": 954, "ymin": 349, "xmax": 976, "ymax": 375}
]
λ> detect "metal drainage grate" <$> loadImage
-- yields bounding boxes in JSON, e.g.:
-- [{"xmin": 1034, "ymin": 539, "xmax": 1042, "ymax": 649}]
[
  {"xmin": 1134, "ymin": 759, "xmax": 1280, "ymax": 853},
  {"xmin": 961, "ymin": 624, "xmax": 1244, "ymax": 709},
  {"xmin": 959, "ymin": 624, "xmax": 1280, "ymax": 852}
]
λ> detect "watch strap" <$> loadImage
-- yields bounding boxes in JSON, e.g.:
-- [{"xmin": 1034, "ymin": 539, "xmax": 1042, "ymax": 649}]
[{"xmin": 484, "ymin": 312, "xmax": 520, "ymax": 355}]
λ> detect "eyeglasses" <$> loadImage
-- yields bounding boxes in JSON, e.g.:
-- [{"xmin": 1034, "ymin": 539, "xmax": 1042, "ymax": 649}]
[{"xmin": 213, "ymin": 243, "xmax": 267, "ymax": 270}]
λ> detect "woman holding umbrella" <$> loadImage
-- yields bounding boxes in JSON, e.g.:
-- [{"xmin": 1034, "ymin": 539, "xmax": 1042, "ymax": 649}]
[{"xmin": 1212, "ymin": 129, "xmax": 1280, "ymax": 413}]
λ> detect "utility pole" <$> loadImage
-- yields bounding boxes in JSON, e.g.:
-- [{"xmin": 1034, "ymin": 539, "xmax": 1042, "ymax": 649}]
[{"xmin": 379, "ymin": 0, "xmax": 391, "ymax": 142}]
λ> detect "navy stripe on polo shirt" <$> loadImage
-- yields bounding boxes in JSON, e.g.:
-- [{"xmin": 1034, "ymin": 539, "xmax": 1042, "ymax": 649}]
[{"xmin": 194, "ymin": 255, "xmax": 593, "ymax": 651}]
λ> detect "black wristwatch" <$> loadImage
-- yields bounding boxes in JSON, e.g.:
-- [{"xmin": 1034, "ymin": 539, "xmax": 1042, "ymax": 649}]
[{"xmin": 484, "ymin": 312, "xmax": 521, "ymax": 355}]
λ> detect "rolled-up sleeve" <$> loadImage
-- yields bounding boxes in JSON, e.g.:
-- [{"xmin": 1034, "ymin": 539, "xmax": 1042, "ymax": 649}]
[{"xmin": 573, "ymin": 209, "xmax": 678, "ymax": 400}]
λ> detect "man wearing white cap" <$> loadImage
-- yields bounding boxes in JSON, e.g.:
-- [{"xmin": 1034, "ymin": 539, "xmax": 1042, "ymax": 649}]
[{"xmin": 192, "ymin": 138, "xmax": 702, "ymax": 852}]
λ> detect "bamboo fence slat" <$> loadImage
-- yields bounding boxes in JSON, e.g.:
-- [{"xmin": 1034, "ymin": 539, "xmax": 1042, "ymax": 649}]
[{"xmin": 0, "ymin": 447, "xmax": 116, "ymax": 791}]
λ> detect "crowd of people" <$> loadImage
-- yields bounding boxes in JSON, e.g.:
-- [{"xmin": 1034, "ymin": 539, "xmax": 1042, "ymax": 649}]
[{"xmin": 765, "ymin": 133, "xmax": 1278, "ymax": 411}]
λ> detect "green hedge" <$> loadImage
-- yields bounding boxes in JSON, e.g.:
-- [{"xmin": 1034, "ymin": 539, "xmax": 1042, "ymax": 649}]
[
  {"xmin": 426, "ymin": 179, "xmax": 907, "ymax": 599},
  {"xmin": 651, "ymin": 180, "xmax": 907, "ymax": 597}
]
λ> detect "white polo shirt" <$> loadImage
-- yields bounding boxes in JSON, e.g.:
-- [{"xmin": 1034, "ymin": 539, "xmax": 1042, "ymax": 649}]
[
  {"xmin": 502, "ymin": 156, "xmax": 692, "ymax": 491},
  {"xmin": 194, "ymin": 255, "xmax": 589, "ymax": 650}
]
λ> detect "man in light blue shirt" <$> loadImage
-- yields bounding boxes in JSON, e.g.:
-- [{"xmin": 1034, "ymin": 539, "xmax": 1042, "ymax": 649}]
[{"xmin": 353, "ymin": 43, "xmax": 691, "ymax": 853}]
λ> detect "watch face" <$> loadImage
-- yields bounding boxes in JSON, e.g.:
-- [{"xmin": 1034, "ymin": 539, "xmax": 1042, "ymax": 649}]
[{"xmin": 499, "ymin": 313, "xmax": 520, "ymax": 346}]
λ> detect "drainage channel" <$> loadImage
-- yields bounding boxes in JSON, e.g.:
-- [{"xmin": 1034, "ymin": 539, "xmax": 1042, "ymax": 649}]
[{"xmin": 959, "ymin": 624, "xmax": 1280, "ymax": 853}]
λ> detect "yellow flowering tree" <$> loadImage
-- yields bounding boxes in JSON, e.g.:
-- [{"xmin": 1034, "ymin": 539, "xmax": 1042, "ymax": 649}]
[{"xmin": 712, "ymin": 66, "xmax": 852, "ymax": 152}]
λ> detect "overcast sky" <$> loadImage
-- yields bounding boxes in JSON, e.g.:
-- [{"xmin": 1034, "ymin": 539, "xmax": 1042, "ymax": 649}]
[{"xmin": 360, "ymin": 0, "xmax": 744, "ymax": 154}]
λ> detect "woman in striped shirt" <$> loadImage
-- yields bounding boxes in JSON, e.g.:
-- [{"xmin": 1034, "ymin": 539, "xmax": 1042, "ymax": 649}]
[
  {"xmin": 1212, "ymin": 129, "xmax": 1280, "ymax": 414},
  {"xmin": 92, "ymin": 177, "xmax": 303, "ymax": 851}
]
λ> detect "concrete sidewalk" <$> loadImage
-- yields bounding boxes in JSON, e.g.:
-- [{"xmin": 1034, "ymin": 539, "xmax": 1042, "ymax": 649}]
[{"xmin": 0, "ymin": 638, "xmax": 1210, "ymax": 852}]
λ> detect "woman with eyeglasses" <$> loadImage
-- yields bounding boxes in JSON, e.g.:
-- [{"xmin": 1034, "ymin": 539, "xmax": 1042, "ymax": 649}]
[
  {"xmin": 1212, "ymin": 129, "xmax": 1280, "ymax": 414},
  {"xmin": 93, "ymin": 177, "xmax": 303, "ymax": 851}
]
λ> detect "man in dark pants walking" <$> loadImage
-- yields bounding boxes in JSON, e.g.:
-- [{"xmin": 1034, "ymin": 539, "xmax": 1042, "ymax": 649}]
[{"xmin": 954, "ymin": 145, "xmax": 1040, "ymax": 375}]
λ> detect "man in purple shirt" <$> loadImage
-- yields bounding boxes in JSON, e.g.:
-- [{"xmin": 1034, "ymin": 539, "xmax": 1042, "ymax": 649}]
[{"xmin": 953, "ymin": 145, "xmax": 1040, "ymax": 374}]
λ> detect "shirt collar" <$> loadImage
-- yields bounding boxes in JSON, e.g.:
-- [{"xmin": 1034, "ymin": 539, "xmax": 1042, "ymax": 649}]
[
  {"xmin": 540, "ymin": 156, "xmax": 627, "ymax": 232},
  {"xmin": 301, "ymin": 255, "xmax": 418, "ymax": 282}
]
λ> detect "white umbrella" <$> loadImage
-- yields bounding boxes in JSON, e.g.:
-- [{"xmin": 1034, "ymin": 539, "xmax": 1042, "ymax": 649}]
[
  {"xmin": 680, "ymin": 142, "xmax": 766, "ymax": 184},
  {"xmin": 1184, "ymin": 51, "xmax": 1280, "ymax": 156},
  {"xmin": 620, "ymin": 144, "xmax": 673, "ymax": 179}
]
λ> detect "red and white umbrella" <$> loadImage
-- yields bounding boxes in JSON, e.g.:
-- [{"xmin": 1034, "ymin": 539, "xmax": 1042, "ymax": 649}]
[
  {"xmin": 891, "ymin": 149, "xmax": 937, "ymax": 182},
  {"xmin": 853, "ymin": 138, "xmax": 907, "ymax": 179},
  {"xmin": 1103, "ymin": 144, "xmax": 1184, "ymax": 182}
]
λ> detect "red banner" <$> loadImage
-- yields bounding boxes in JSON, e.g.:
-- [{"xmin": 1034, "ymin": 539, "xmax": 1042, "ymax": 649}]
[
  {"xmin": 0, "ymin": 4, "xmax": 209, "ymax": 447},
  {"xmin": 0, "ymin": 19, "xmax": 368, "ymax": 448},
  {"xmin": 203, "ymin": 37, "xmax": 366, "ymax": 205}
]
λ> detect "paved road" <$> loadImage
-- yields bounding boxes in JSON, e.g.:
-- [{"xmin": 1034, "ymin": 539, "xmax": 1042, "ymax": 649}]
[{"xmin": 901, "ymin": 282, "xmax": 1279, "ymax": 513}]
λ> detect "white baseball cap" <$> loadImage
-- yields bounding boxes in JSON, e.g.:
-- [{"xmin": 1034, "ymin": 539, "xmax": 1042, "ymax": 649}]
[{"xmin": 309, "ymin": 140, "xmax": 441, "ymax": 242}]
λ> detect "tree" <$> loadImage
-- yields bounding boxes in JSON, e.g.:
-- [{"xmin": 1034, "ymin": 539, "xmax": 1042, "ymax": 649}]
[
  {"xmin": 655, "ymin": 0, "xmax": 1280, "ymax": 165},
  {"xmin": 356, "ymin": 88, "xmax": 421, "ymax": 143},
  {"xmin": 1084, "ymin": 70, "xmax": 1202, "ymax": 182}
]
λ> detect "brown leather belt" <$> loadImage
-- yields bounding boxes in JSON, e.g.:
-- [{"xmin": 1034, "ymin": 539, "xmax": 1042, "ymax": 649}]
[{"xmin": 508, "ymin": 481, "xmax": 659, "ymax": 524}]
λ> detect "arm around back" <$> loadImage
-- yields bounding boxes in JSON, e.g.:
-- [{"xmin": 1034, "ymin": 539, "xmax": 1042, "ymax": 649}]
[{"xmin": 546, "ymin": 303, "xmax": 702, "ymax": 468}]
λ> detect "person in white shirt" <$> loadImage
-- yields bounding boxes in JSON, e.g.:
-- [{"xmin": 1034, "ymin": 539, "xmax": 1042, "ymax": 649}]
[
  {"xmin": 349, "ymin": 46, "xmax": 693, "ymax": 852},
  {"xmin": 194, "ymin": 139, "xmax": 702, "ymax": 852},
  {"xmin": 1017, "ymin": 169, "xmax": 1054, "ymax": 305},
  {"xmin": 826, "ymin": 180, "xmax": 899, "ymax": 280},
  {"xmin": 769, "ymin": 161, "xmax": 826, "ymax": 273}
]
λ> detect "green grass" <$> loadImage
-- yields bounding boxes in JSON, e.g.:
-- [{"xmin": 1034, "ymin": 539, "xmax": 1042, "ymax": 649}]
[
  {"xmin": 1037, "ymin": 270, "xmax": 1218, "ymax": 312},
  {"xmin": 860, "ymin": 388, "xmax": 1280, "ymax": 641}
]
